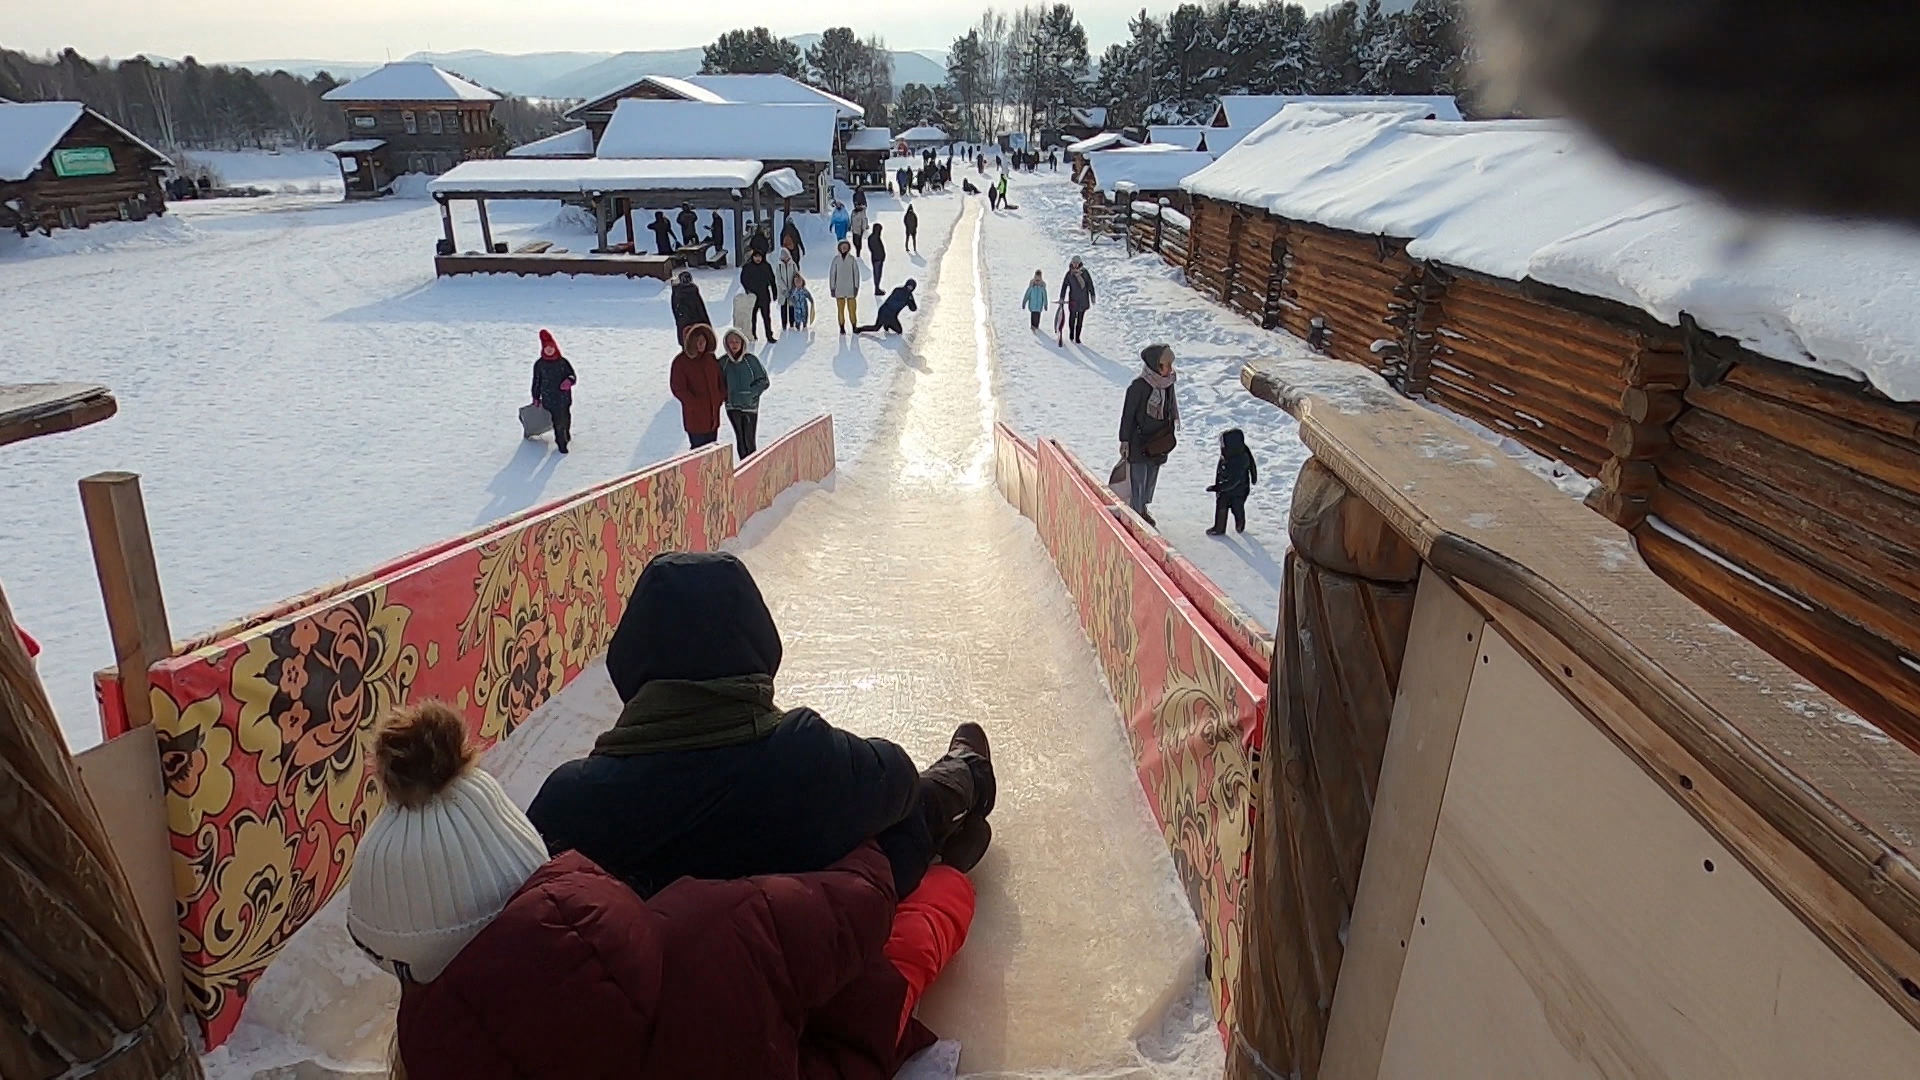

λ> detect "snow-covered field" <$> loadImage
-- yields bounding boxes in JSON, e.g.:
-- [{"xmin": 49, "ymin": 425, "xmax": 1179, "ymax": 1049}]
[
  {"xmin": 2, "ymin": 175, "xmax": 963, "ymax": 747},
  {"xmin": 983, "ymin": 169, "xmax": 1310, "ymax": 626},
  {"xmin": 180, "ymin": 148, "xmax": 345, "ymax": 196}
]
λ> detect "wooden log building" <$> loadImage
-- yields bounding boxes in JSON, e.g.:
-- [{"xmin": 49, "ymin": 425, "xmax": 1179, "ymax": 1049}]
[
  {"xmin": 321, "ymin": 62, "xmax": 501, "ymax": 198},
  {"xmin": 0, "ymin": 100, "xmax": 168, "ymax": 236},
  {"xmin": 1173, "ymin": 105, "xmax": 1920, "ymax": 757}
]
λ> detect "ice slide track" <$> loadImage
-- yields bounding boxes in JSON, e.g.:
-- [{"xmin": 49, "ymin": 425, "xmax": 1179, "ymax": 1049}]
[{"xmin": 213, "ymin": 201, "xmax": 1211, "ymax": 1079}]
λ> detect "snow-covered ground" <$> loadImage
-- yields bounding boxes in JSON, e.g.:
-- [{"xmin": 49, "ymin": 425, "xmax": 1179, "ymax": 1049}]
[
  {"xmin": 178, "ymin": 148, "xmax": 345, "ymax": 196},
  {"xmin": 982, "ymin": 168, "xmax": 1311, "ymax": 627},
  {"xmin": 2, "ymin": 173, "xmax": 963, "ymax": 748}
]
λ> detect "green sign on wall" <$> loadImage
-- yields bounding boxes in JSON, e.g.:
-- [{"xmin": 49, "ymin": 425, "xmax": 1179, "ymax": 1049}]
[{"xmin": 51, "ymin": 146, "xmax": 115, "ymax": 177}]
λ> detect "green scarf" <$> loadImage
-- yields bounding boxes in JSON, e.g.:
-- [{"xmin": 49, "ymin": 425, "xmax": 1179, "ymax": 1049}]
[{"xmin": 593, "ymin": 674, "xmax": 785, "ymax": 756}]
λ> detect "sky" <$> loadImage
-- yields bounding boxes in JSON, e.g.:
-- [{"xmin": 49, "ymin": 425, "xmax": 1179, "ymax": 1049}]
[{"xmin": 11, "ymin": 0, "xmax": 1347, "ymax": 65}]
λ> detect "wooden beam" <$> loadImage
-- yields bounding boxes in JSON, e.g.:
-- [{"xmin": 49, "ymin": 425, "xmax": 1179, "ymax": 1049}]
[
  {"xmin": 438, "ymin": 198, "xmax": 454, "ymax": 250},
  {"xmin": 734, "ymin": 205, "xmax": 745, "ymax": 267},
  {"xmin": 79, "ymin": 473, "xmax": 172, "ymax": 731},
  {"xmin": 475, "ymin": 197, "xmax": 494, "ymax": 254},
  {"xmin": 594, "ymin": 197, "xmax": 609, "ymax": 254}
]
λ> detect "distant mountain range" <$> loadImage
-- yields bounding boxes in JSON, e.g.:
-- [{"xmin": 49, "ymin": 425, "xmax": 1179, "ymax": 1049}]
[{"xmin": 222, "ymin": 42, "xmax": 952, "ymax": 100}]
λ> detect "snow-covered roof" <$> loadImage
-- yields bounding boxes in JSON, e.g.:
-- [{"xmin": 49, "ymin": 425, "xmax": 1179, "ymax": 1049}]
[
  {"xmin": 0, "ymin": 101, "xmax": 85, "ymax": 181},
  {"xmin": 1086, "ymin": 148, "xmax": 1215, "ymax": 195},
  {"xmin": 324, "ymin": 138, "xmax": 386, "ymax": 154},
  {"xmin": 843, "ymin": 127, "xmax": 893, "ymax": 152},
  {"xmin": 1186, "ymin": 103, "xmax": 1920, "ymax": 401},
  {"xmin": 682, "ymin": 74, "xmax": 864, "ymax": 121},
  {"xmin": 1211, "ymin": 94, "xmax": 1460, "ymax": 129},
  {"xmin": 322, "ymin": 62, "xmax": 499, "ymax": 103},
  {"xmin": 1148, "ymin": 125, "xmax": 1205, "ymax": 150},
  {"xmin": 506, "ymin": 126, "xmax": 593, "ymax": 159},
  {"xmin": 429, "ymin": 158, "xmax": 762, "ymax": 196},
  {"xmin": 759, "ymin": 167, "xmax": 805, "ymax": 198},
  {"xmin": 597, "ymin": 100, "xmax": 838, "ymax": 163},
  {"xmin": 897, "ymin": 125, "xmax": 949, "ymax": 143},
  {"xmin": 640, "ymin": 76, "xmax": 728, "ymax": 104},
  {"xmin": 1200, "ymin": 127, "xmax": 1256, "ymax": 154},
  {"xmin": 1067, "ymin": 131, "xmax": 1137, "ymax": 154},
  {"xmin": 0, "ymin": 100, "xmax": 168, "ymax": 182},
  {"xmin": 1073, "ymin": 107, "xmax": 1109, "ymax": 127}
]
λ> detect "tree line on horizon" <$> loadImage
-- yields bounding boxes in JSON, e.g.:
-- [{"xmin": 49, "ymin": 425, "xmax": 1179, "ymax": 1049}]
[
  {"xmin": 0, "ymin": 47, "xmax": 569, "ymax": 159},
  {"xmin": 700, "ymin": 0, "xmax": 1476, "ymax": 140}
]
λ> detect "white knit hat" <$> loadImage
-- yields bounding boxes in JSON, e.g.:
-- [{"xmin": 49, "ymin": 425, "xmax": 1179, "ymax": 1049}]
[{"xmin": 346, "ymin": 768, "xmax": 547, "ymax": 984}]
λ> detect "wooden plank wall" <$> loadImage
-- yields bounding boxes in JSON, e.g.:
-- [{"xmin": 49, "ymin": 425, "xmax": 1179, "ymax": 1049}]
[
  {"xmin": 1635, "ymin": 357, "xmax": 1920, "ymax": 751},
  {"xmin": 1188, "ymin": 195, "xmax": 1236, "ymax": 302},
  {"xmin": 1275, "ymin": 224, "xmax": 1412, "ymax": 374},
  {"xmin": 1228, "ymin": 213, "xmax": 1286, "ymax": 329}
]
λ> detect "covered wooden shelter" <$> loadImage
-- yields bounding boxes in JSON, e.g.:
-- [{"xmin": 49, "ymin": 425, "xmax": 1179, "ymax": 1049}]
[
  {"xmin": 843, "ymin": 126, "xmax": 892, "ymax": 189},
  {"xmin": 427, "ymin": 158, "xmax": 771, "ymax": 277}
]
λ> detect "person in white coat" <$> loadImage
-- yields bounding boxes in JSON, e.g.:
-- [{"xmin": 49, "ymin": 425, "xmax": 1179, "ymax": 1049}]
[
  {"xmin": 849, "ymin": 205, "xmax": 870, "ymax": 256},
  {"xmin": 773, "ymin": 242, "xmax": 803, "ymax": 330},
  {"xmin": 829, "ymin": 240, "xmax": 864, "ymax": 335}
]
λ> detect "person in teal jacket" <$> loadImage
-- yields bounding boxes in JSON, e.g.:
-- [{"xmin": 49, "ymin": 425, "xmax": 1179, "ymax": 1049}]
[
  {"xmin": 720, "ymin": 326, "xmax": 771, "ymax": 458},
  {"xmin": 829, "ymin": 201, "xmax": 852, "ymax": 243},
  {"xmin": 1021, "ymin": 271, "xmax": 1050, "ymax": 331}
]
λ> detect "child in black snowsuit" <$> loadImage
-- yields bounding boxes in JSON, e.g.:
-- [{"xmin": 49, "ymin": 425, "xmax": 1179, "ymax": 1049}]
[{"xmin": 1206, "ymin": 428, "xmax": 1257, "ymax": 535}]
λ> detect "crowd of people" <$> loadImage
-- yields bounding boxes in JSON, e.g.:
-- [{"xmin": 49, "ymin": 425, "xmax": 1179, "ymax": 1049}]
[{"xmin": 347, "ymin": 551, "xmax": 999, "ymax": 1079}]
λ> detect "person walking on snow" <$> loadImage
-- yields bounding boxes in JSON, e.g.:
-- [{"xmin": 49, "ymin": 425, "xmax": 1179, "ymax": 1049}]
[
  {"xmin": 708, "ymin": 211, "xmax": 725, "ymax": 259},
  {"xmin": 781, "ymin": 215, "xmax": 805, "ymax": 260},
  {"xmin": 670, "ymin": 271, "xmax": 711, "ymax": 346},
  {"xmin": 676, "ymin": 202, "xmax": 700, "ymax": 247},
  {"xmin": 349, "ymin": 700, "xmax": 984, "ymax": 1080},
  {"xmin": 647, "ymin": 211, "xmax": 676, "ymax": 257},
  {"xmin": 855, "ymin": 280, "xmax": 918, "ymax": 336},
  {"xmin": 773, "ymin": 242, "xmax": 803, "ymax": 330},
  {"xmin": 868, "ymin": 222, "xmax": 888, "ymax": 295},
  {"xmin": 903, "ymin": 203, "xmax": 919, "ymax": 253},
  {"xmin": 849, "ymin": 204, "xmax": 869, "ymax": 257},
  {"xmin": 739, "ymin": 249, "xmax": 778, "ymax": 344},
  {"xmin": 1021, "ymin": 271, "xmax": 1050, "ymax": 331},
  {"xmin": 1206, "ymin": 428, "xmax": 1258, "ymax": 536},
  {"xmin": 719, "ymin": 327, "xmax": 771, "ymax": 458},
  {"xmin": 530, "ymin": 329, "xmax": 576, "ymax": 454},
  {"xmin": 670, "ymin": 325, "xmax": 726, "ymax": 449},
  {"xmin": 1119, "ymin": 344, "xmax": 1178, "ymax": 525},
  {"xmin": 529, "ymin": 550, "xmax": 997, "ymax": 904},
  {"xmin": 1059, "ymin": 256, "xmax": 1095, "ymax": 344},
  {"xmin": 830, "ymin": 201, "xmax": 852, "ymax": 244},
  {"xmin": 829, "ymin": 240, "xmax": 863, "ymax": 334},
  {"xmin": 996, "ymin": 172, "xmax": 1009, "ymax": 208}
]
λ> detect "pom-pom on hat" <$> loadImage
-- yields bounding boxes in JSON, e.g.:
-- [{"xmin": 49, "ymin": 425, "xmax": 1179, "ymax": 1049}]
[{"xmin": 347, "ymin": 702, "xmax": 546, "ymax": 984}]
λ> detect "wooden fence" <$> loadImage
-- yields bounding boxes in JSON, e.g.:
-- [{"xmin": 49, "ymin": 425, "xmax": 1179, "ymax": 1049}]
[{"xmin": 1180, "ymin": 198, "xmax": 1920, "ymax": 752}]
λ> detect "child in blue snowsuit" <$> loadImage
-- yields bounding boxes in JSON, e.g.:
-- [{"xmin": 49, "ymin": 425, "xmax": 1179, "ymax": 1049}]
[{"xmin": 830, "ymin": 203, "xmax": 852, "ymax": 244}]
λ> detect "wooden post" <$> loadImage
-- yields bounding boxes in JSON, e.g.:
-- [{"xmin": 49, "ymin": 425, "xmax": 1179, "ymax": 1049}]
[
  {"xmin": 733, "ymin": 205, "xmax": 745, "ymax": 267},
  {"xmin": 1587, "ymin": 335, "xmax": 1689, "ymax": 528},
  {"xmin": 475, "ymin": 197, "xmax": 494, "ymax": 255},
  {"xmin": 79, "ymin": 472, "xmax": 172, "ymax": 731},
  {"xmin": 593, "ymin": 196, "xmax": 609, "ymax": 254},
  {"xmin": 1228, "ymin": 457, "xmax": 1421, "ymax": 1080},
  {"xmin": 622, "ymin": 200, "xmax": 635, "ymax": 249},
  {"xmin": 0, "ymin": 582, "xmax": 202, "ymax": 1078},
  {"xmin": 437, "ymin": 197, "xmax": 455, "ymax": 250}
]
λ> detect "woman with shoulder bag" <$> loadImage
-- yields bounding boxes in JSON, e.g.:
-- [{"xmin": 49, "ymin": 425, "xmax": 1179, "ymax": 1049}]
[{"xmin": 1118, "ymin": 344, "xmax": 1178, "ymax": 525}]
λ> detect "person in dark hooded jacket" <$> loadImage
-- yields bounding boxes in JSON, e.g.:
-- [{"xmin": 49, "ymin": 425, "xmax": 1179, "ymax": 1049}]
[
  {"xmin": 1206, "ymin": 427, "xmax": 1258, "ymax": 535},
  {"xmin": 854, "ymin": 279, "xmax": 918, "ymax": 335},
  {"xmin": 676, "ymin": 202, "xmax": 700, "ymax": 247},
  {"xmin": 529, "ymin": 329, "xmax": 576, "ymax": 453},
  {"xmin": 669, "ymin": 271, "xmax": 710, "ymax": 345},
  {"xmin": 647, "ymin": 211, "xmax": 676, "ymax": 257},
  {"xmin": 528, "ymin": 552, "xmax": 996, "ymax": 901}
]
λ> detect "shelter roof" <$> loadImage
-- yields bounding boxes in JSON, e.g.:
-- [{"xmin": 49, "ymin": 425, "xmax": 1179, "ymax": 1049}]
[{"xmin": 322, "ymin": 62, "xmax": 499, "ymax": 103}]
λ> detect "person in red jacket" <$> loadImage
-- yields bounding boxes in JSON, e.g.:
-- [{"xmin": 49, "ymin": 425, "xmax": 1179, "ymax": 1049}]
[
  {"xmin": 669, "ymin": 324, "xmax": 726, "ymax": 449},
  {"xmin": 348, "ymin": 701, "xmax": 978, "ymax": 1079}
]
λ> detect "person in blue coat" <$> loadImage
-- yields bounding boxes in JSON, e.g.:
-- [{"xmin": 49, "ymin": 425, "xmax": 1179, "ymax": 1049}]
[
  {"xmin": 1021, "ymin": 271, "xmax": 1049, "ymax": 330},
  {"xmin": 830, "ymin": 201, "xmax": 852, "ymax": 243},
  {"xmin": 854, "ymin": 279, "xmax": 918, "ymax": 335}
]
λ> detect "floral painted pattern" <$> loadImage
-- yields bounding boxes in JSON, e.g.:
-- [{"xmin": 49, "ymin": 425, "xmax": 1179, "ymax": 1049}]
[
  {"xmin": 1022, "ymin": 435, "xmax": 1266, "ymax": 1036},
  {"xmin": 111, "ymin": 422, "xmax": 836, "ymax": 1049}
]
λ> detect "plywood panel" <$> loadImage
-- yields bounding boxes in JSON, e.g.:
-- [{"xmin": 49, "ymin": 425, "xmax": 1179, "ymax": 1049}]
[
  {"xmin": 1377, "ymin": 630, "xmax": 1920, "ymax": 1078},
  {"xmin": 1321, "ymin": 570, "xmax": 1485, "ymax": 1080},
  {"xmin": 75, "ymin": 725, "xmax": 182, "ymax": 1012}
]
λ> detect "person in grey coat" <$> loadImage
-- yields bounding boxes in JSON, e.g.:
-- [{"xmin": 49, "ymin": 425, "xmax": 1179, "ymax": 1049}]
[
  {"xmin": 1119, "ymin": 344, "xmax": 1178, "ymax": 525},
  {"xmin": 1059, "ymin": 256, "xmax": 1096, "ymax": 345}
]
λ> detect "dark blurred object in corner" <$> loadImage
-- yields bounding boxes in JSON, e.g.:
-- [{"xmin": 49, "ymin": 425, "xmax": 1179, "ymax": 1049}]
[{"xmin": 1469, "ymin": 0, "xmax": 1920, "ymax": 224}]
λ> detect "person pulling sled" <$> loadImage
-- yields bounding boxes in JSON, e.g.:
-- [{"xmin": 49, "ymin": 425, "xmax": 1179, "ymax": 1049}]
[{"xmin": 527, "ymin": 329, "xmax": 576, "ymax": 453}]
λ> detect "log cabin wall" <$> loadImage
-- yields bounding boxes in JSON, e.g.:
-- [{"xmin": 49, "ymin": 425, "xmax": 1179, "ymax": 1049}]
[
  {"xmin": 0, "ymin": 112, "xmax": 166, "ymax": 235},
  {"xmin": 1227, "ymin": 212, "xmax": 1286, "ymax": 329},
  {"xmin": 1633, "ymin": 350, "xmax": 1920, "ymax": 752},
  {"xmin": 1187, "ymin": 195, "xmax": 1237, "ymax": 303},
  {"xmin": 1273, "ymin": 223, "xmax": 1413, "ymax": 375}
]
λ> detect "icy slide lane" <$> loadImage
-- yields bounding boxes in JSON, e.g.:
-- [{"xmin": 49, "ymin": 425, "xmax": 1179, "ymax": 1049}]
[{"xmin": 206, "ymin": 201, "xmax": 1218, "ymax": 1079}]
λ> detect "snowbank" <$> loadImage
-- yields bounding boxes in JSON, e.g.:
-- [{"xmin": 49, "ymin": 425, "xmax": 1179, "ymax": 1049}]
[
  {"xmin": 179, "ymin": 149, "xmax": 344, "ymax": 193},
  {"xmin": 1186, "ymin": 104, "xmax": 1920, "ymax": 401}
]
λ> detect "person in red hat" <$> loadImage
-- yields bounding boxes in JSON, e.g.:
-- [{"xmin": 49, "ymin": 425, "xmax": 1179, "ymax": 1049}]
[{"xmin": 530, "ymin": 329, "xmax": 577, "ymax": 453}]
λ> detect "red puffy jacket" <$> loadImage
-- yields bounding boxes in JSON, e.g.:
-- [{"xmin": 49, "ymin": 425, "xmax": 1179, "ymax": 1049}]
[
  {"xmin": 395, "ymin": 845, "xmax": 934, "ymax": 1078},
  {"xmin": 669, "ymin": 337, "xmax": 725, "ymax": 436}
]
